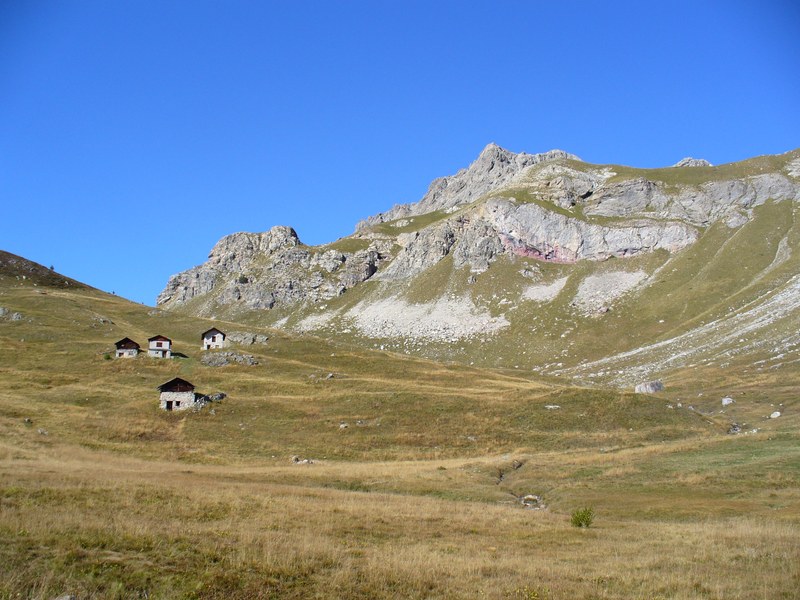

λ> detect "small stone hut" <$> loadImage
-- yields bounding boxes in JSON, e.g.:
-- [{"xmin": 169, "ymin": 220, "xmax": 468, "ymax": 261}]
[
  {"xmin": 148, "ymin": 335, "xmax": 172, "ymax": 358},
  {"xmin": 201, "ymin": 328, "xmax": 226, "ymax": 350},
  {"xmin": 114, "ymin": 337, "xmax": 140, "ymax": 358},
  {"xmin": 158, "ymin": 377, "xmax": 195, "ymax": 411}
]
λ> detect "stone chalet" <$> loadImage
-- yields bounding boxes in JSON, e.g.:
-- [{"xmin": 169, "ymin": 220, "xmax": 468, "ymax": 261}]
[
  {"xmin": 202, "ymin": 328, "xmax": 226, "ymax": 350},
  {"xmin": 114, "ymin": 337, "xmax": 140, "ymax": 358},
  {"xmin": 148, "ymin": 335, "xmax": 172, "ymax": 358},
  {"xmin": 158, "ymin": 377, "xmax": 196, "ymax": 411}
]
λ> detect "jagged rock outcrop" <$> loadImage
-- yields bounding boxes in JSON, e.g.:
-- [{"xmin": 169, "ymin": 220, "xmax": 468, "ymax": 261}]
[
  {"xmin": 357, "ymin": 143, "xmax": 580, "ymax": 229},
  {"xmin": 521, "ymin": 163, "xmax": 599, "ymax": 210},
  {"xmin": 157, "ymin": 225, "xmax": 384, "ymax": 311}
]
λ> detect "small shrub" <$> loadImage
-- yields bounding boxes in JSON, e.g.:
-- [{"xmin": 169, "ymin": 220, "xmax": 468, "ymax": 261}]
[
  {"xmin": 103, "ymin": 353, "xmax": 112, "ymax": 361},
  {"xmin": 570, "ymin": 507, "xmax": 594, "ymax": 528},
  {"xmin": 508, "ymin": 585, "xmax": 549, "ymax": 599},
  {"xmin": 237, "ymin": 275, "xmax": 249, "ymax": 284}
]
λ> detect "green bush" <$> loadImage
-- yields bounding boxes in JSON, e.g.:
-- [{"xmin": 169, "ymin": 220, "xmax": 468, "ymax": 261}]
[{"xmin": 570, "ymin": 507, "xmax": 594, "ymax": 528}]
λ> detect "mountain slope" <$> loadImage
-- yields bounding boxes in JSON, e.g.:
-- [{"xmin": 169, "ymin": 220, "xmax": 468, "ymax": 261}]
[{"xmin": 156, "ymin": 145, "xmax": 800, "ymax": 387}]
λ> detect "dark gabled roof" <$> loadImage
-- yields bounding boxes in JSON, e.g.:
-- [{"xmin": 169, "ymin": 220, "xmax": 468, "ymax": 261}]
[
  {"xmin": 115, "ymin": 337, "xmax": 140, "ymax": 349},
  {"xmin": 148, "ymin": 335, "xmax": 172, "ymax": 342},
  {"xmin": 157, "ymin": 377, "xmax": 195, "ymax": 392},
  {"xmin": 201, "ymin": 327, "xmax": 225, "ymax": 338}
]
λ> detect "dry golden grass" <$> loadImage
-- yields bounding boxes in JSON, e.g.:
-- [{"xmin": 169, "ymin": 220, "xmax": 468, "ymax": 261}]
[
  {"xmin": 2, "ymin": 443, "xmax": 799, "ymax": 600},
  {"xmin": 2, "ymin": 275, "xmax": 800, "ymax": 598}
]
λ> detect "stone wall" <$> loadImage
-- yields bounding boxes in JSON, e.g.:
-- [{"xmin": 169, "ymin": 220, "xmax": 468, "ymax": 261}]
[{"xmin": 160, "ymin": 391, "xmax": 195, "ymax": 411}]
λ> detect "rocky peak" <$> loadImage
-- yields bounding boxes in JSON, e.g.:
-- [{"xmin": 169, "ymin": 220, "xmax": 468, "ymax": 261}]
[
  {"xmin": 673, "ymin": 157, "xmax": 712, "ymax": 168},
  {"xmin": 205, "ymin": 226, "xmax": 300, "ymax": 274},
  {"xmin": 357, "ymin": 144, "xmax": 580, "ymax": 229}
]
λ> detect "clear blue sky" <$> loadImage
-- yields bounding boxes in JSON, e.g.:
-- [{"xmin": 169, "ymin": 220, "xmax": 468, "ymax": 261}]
[{"xmin": 2, "ymin": 1, "xmax": 798, "ymax": 304}]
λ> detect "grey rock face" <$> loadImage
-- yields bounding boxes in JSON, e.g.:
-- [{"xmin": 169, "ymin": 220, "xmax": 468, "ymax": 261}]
[
  {"xmin": 583, "ymin": 172, "xmax": 799, "ymax": 226},
  {"xmin": 374, "ymin": 193, "xmax": 698, "ymax": 281},
  {"xmin": 483, "ymin": 198, "xmax": 697, "ymax": 261}
]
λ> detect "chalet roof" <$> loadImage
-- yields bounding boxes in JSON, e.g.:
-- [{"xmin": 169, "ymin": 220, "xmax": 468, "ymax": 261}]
[
  {"xmin": 201, "ymin": 328, "xmax": 225, "ymax": 338},
  {"xmin": 148, "ymin": 335, "xmax": 172, "ymax": 342},
  {"xmin": 114, "ymin": 337, "xmax": 140, "ymax": 349},
  {"xmin": 157, "ymin": 377, "xmax": 195, "ymax": 392}
]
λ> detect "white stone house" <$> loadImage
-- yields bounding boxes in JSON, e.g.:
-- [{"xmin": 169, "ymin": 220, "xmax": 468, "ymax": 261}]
[
  {"xmin": 201, "ymin": 328, "xmax": 226, "ymax": 350},
  {"xmin": 114, "ymin": 337, "xmax": 140, "ymax": 358},
  {"xmin": 148, "ymin": 335, "xmax": 172, "ymax": 358},
  {"xmin": 158, "ymin": 377, "xmax": 196, "ymax": 411}
]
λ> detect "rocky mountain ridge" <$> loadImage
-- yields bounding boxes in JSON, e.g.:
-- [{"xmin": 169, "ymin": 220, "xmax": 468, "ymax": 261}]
[
  {"xmin": 157, "ymin": 144, "xmax": 800, "ymax": 386},
  {"xmin": 356, "ymin": 144, "xmax": 580, "ymax": 228}
]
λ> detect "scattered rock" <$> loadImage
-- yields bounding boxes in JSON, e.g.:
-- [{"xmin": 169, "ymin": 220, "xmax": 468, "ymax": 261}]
[
  {"xmin": 634, "ymin": 380, "xmax": 664, "ymax": 394},
  {"xmin": 0, "ymin": 306, "xmax": 25, "ymax": 320},
  {"xmin": 37, "ymin": 428, "xmax": 48, "ymax": 436},
  {"xmin": 201, "ymin": 351, "xmax": 258, "ymax": 367},
  {"xmin": 227, "ymin": 331, "xmax": 270, "ymax": 345},
  {"xmin": 339, "ymin": 422, "xmax": 349, "ymax": 429},
  {"xmin": 520, "ymin": 494, "xmax": 546, "ymax": 509},
  {"xmin": 193, "ymin": 392, "xmax": 227, "ymax": 411},
  {"xmin": 291, "ymin": 455, "xmax": 314, "ymax": 465},
  {"xmin": 544, "ymin": 404, "xmax": 561, "ymax": 410},
  {"xmin": 722, "ymin": 397, "xmax": 735, "ymax": 407},
  {"xmin": 52, "ymin": 594, "xmax": 77, "ymax": 600},
  {"xmin": 728, "ymin": 423, "xmax": 742, "ymax": 434},
  {"xmin": 769, "ymin": 411, "xmax": 781, "ymax": 419},
  {"xmin": 325, "ymin": 373, "xmax": 335, "ymax": 380},
  {"xmin": 23, "ymin": 417, "xmax": 32, "ymax": 424}
]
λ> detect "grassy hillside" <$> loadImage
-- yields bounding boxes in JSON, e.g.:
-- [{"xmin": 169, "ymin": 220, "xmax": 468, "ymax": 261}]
[{"xmin": 1, "ymin": 257, "xmax": 799, "ymax": 598}]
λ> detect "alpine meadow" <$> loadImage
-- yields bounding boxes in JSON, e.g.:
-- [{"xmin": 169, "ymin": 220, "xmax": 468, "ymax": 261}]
[{"xmin": 2, "ymin": 145, "xmax": 800, "ymax": 599}]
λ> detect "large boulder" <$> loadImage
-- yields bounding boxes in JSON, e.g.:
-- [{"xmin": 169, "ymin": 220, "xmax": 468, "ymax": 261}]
[{"xmin": 634, "ymin": 380, "xmax": 664, "ymax": 394}]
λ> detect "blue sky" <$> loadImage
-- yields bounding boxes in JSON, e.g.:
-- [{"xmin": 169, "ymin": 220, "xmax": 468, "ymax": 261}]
[{"xmin": 2, "ymin": 1, "xmax": 799, "ymax": 304}]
